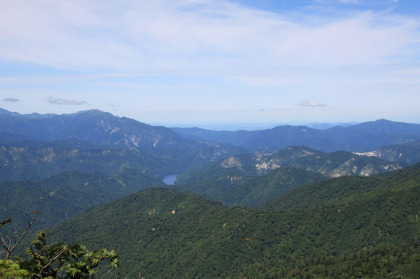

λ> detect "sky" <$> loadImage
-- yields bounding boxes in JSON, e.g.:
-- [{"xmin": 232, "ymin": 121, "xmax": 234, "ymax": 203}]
[{"xmin": 0, "ymin": 0, "xmax": 419, "ymax": 129}]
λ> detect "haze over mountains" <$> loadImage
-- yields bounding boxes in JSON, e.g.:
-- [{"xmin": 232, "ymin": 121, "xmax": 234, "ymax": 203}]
[
  {"xmin": 173, "ymin": 119, "xmax": 420, "ymax": 152},
  {"xmin": 0, "ymin": 109, "xmax": 247, "ymax": 181},
  {"xmin": 1, "ymin": 108, "xmax": 420, "ymax": 278}
]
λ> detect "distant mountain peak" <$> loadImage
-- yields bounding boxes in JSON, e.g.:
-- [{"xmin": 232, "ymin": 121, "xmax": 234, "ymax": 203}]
[
  {"xmin": 68, "ymin": 109, "xmax": 115, "ymax": 117},
  {"xmin": 0, "ymin": 108, "xmax": 11, "ymax": 114},
  {"xmin": 0, "ymin": 108, "xmax": 22, "ymax": 117}
]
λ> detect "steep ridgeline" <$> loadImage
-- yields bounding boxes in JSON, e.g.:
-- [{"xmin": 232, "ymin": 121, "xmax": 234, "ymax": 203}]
[
  {"xmin": 172, "ymin": 119, "xmax": 420, "ymax": 152},
  {"xmin": 45, "ymin": 166, "xmax": 420, "ymax": 278},
  {"xmin": 355, "ymin": 140, "xmax": 420, "ymax": 165},
  {"xmin": 0, "ymin": 109, "xmax": 247, "ymax": 178},
  {"xmin": 174, "ymin": 146, "xmax": 402, "ymax": 206},
  {"xmin": 0, "ymin": 169, "xmax": 163, "ymax": 237},
  {"xmin": 0, "ymin": 109, "xmax": 184, "ymax": 148}
]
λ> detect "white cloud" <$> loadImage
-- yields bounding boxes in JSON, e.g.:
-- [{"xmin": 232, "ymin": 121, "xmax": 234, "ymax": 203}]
[
  {"xmin": 0, "ymin": 0, "xmax": 418, "ymax": 75},
  {"xmin": 46, "ymin": 96, "xmax": 89, "ymax": 106},
  {"xmin": 3, "ymin": 97, "xmax": 20, "ymax": 103},
  {"xmin": 299, "ymin": 100, "xmax": 327, "ymax": 107}
]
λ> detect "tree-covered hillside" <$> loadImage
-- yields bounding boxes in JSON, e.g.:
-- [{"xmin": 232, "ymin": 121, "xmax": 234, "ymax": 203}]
[
  {"xmin": 174, "ymin": 146, "xmax": 403, "ymax": 207},
  {"xmin": 358, "ymin": 140, "xmax": 420, "ymax": 165},
  {"xmin": 230, "ymin": 167, "xmax": 327, "ymax": 207},
  {"xmin": 0, "ymin": 143, "xmax": 176, "ymax": 182},
  {"xmin": 0, "ymin": 169, "xmax": 163, "ymax": 237},
  {"xmin": 262, "ymin": 163, "xmax": 420, "ymax": 211},
  {"xmin": 177, "ymin": 146, "xmax": 402, "ymax": 183},
  {"xmin": 175, "ymin": 166, "xmax": 327, "ymax": 207},
  {"xmin": 43, "ymin": 166, "xmax": 420, "ymax": 278}
]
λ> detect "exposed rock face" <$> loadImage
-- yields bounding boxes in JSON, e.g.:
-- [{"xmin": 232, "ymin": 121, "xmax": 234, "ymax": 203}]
[
  {"xmin": 215, "ymin": 146, "xmax": 402, "ymax": 178},
  {"xmin": 221, "ymin": 156, "xmax": 242, "ymax": 169}
]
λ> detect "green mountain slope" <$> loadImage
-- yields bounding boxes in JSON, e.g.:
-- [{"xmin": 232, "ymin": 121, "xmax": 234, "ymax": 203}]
[
  {"xmin": 262, "ymin": 163, "xmax": 420, "ymax": 211},
  {"xmin": 356, "ymin": 140, "xmax": 420, "ymax": 165},
  {"xmin": 0, "ymin": 169, "xmax": 163, "ymax": 237},
  {"xmin": 268, "ymin": 146, "xmax": 403, "ymax": 177},
  {"xmin": 232, "ymin": 167, "xmax": 327, "ymax": 207},
  {"xmin": 177, "ymin": 146, "xmax": 402, "ymax": 183},
  {"xmin": 0, "ymin": 144, "xmax": 171, "ymax": 182},
  {"xmin": 174, "ymin": 146, "xmax": 402, "ymax": 206},
  {"xmin": 43, "ymin": 167, "xmax": 420, "ymax": 278},
  {"xmin": 175, "ymin": 166, "xmax": 326, "ymax": 207}
]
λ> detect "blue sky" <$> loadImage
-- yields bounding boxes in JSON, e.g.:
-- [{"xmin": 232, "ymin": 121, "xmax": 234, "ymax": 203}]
[{"xmin": 1, "ymin": 0, "xmax": 419, "ymax": 129}]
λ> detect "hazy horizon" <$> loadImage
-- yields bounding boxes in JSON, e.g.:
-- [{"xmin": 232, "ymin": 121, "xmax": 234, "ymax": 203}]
[{"xmin": 7, "ymin": 106, "xmax": 420, "ymax": 132}]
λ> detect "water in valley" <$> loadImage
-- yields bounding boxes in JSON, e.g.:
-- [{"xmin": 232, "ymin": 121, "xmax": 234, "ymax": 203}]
[{"xmin": 162, "ymin": 174, "xmax": 178, "ymax": 185}]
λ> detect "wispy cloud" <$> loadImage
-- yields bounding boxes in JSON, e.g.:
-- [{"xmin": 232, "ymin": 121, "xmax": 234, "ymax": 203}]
[
  {"xmin": 3, "ymin": 97, "xmax": 20, "ymax": 103},
  {"xmin": 46, "ymin": 96, "xmax": 88, "ymax": 106},
  {"xmin": 0, "ymin": 0, "xmax": 418, "ymax": 75},
  {"xmin": 299, "ymin": 100, "xmax": 327, "ymax": 107}
]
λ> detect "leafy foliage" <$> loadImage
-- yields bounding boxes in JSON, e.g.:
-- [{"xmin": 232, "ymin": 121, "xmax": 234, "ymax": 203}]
[
  {"xmin": 0, "ymin": 259, "xmax": 29, "ymax": 278},
  {"xmin": 18, "ymin": 231, "xmax": 118, "ymax": 279},
  {"xmin": 0, "ymin": 217, "xmax": 118, "ymax": 279}
]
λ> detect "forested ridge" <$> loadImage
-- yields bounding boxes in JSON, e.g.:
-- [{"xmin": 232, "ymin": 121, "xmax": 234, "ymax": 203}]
[
  {"xmin": 174, "ymin": 146, "xmax": 404, "ymax": 208},
  {"xmin": 44, "ymin": 166, "xmax": 420, "ymax": 278}
]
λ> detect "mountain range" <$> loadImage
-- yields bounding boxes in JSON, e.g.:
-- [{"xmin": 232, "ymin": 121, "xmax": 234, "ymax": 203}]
[
  {"xmin": 1, "ymin": 108, "xmax": 419, "ymax": 278},
  {"xmin": 172, "ymin": 119, "xmax": 420, "ymax": 152},
  {"xmin": 0, "ymin": 109, "xmax": 247, "ymax": 181}
]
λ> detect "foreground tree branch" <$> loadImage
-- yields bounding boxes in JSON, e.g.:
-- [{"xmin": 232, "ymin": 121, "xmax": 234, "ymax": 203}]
[
  {"xmin": 0, "ymin": 212, "xmax": 38, "ymax": 260},
  {"xmin": 1, "ymin": 213, "xmax": 119, "ymax": 278}
]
